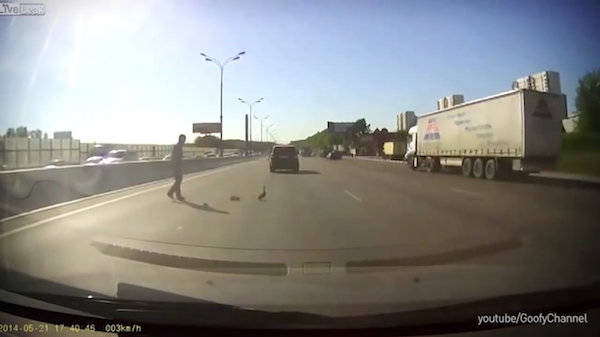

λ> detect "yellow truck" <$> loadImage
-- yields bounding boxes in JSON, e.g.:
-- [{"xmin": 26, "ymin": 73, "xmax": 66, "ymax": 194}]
[{"xmin": 383, "ymin": 141, "xmax": 407, "ymax": 160}]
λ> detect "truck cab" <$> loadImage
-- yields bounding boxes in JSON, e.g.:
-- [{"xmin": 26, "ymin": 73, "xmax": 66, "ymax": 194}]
[{"xmin": 404, "ymin": 126, "xmax": 418, "ymax": 167}]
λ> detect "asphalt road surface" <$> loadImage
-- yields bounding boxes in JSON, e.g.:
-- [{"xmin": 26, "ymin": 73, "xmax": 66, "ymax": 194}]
[{"xmin": 1, "ymin": 156, "xmax": 599, "ymax": 317}]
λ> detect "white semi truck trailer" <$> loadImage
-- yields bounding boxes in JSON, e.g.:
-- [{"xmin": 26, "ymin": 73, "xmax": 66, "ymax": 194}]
[{"xmin": 405, "ymin": 88, "xmax": 567, "ymax": 179}]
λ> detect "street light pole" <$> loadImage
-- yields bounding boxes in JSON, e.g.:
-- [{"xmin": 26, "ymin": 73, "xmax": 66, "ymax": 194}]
[
  {"xmin": 265, "ymin": 124, "xmax": 274, "ymax": 142},
  {"xmin": 238, "ymin": 97, "xmax": 263, "ymax": 153},
  {"xmin": 254, "ymin": 114, "xmax": 269, "ymax": 142},
  {"xmin": 219, "ymin": 69, "xmax": 223, "ymax": 155},
  {"xmin": 201, "ymin": 51, "xmax": 245, "ymax": 157}
]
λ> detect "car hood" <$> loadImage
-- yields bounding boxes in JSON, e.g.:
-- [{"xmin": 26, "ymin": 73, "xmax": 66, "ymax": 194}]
[
  {"xmin": 2, "ymin": 234, "xmax": 600, "ymax": 319},
  {"xmin": 1, "ymin": 274, "xmax": 598, "ymax": 331}
]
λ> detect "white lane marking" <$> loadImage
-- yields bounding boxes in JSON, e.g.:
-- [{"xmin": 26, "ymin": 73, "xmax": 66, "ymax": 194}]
[
  {"xmin": 450, "ymin": 188, "xmax": 482, "ymax": 197},
  {"xmin": 344, "ymin": 190, "xmax": 362, "ymax": 202},
  {"xmin": 0, "ymin": 161, "xmax": 256, "ymax": 239}
]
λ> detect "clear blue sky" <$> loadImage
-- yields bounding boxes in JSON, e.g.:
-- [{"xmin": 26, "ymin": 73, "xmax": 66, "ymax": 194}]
[{"xmin": 1, "ymin": 0, "xmax": 599, "ymax": 144}]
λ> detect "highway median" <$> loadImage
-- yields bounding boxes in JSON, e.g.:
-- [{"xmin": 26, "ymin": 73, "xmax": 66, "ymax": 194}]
[{"xmin": 0, "ymin": 156, "xmax": 256, "ymax": 220}]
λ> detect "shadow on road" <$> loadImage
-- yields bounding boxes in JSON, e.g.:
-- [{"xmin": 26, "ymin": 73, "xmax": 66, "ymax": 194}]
[
  {"xmin": 274, "ymin": 170, "xmax": 320, "ymax": 175},
  {"xmin": 506, "ymin": 173, "xmax": 600, "ymax": 190},
  {"xmin": 181, "ymin": 201, "xmax": 229, "ymax": 214},
  {"xmin": 417, "ymin": 167, "xmax": 600, "ymax": 190}
]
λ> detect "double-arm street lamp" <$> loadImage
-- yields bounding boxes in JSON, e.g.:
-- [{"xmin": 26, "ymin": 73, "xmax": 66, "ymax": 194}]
[
  {"xmin": 238, "ymin": 97, "xmax": 263, "ymax": 153},
  {"xmin": 200, "ymin": 51, "xmax": 245, "ymax": 157},
  {"xmin": 254, "ymin": 114, "xmax": 270, "ymax": 142},
  {"xmin": 265, "ymin": 124, "xmax": 274, "ymax": 142}
]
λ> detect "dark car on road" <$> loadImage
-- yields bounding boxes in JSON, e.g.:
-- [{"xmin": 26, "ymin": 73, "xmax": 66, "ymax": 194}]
[
  {"xmin": 300, "ymin": 147, "xmax": 313, "ymax": 157},
  {"xmin": 327, "ymin": 150, "xmax": 343, "ymax": 160},
  {"xmin": 270, "ymin": 145, "xmax": 299, "ymax": 172}
]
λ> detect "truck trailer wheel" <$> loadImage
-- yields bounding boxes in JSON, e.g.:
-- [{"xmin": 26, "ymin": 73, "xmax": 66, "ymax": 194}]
[
  {"xmin": 462, "ymin": 158, "xmax": 472, "ymax": 177},
  {"xmin": 425, "ymin": 157, "xmax": 440, "ymax": 173},
  {"xmin": 425, "ymin": 157, "xmax": 433, "ymax": 173},
  {"xmin": 473, "ymin": 158, "xmax": 484, "ymax": 178},
  {"xmin": 484, "ymin": 159, "xmax": 497, "ymax": 180}
]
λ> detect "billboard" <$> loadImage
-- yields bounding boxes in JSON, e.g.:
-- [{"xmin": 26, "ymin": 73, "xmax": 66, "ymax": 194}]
[
  {"xmin": 53, "ymin": 131, "xmax": 72, "ymax": 139},
  {"xmin": 327, "ymin": 122, "xmax": 354, "ymax": 133},
  {"xmin": 193, "ymin": 123, "xmax": 222, "ymax": 134}
]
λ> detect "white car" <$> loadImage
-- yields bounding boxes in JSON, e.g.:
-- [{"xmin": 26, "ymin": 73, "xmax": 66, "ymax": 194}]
[
  {"xmin": 99, "ymin": 150, "xmax": 139, "ymax": 165},
  {"xmin": 84, "ymin": 156, "xmax": 104, "ymax": 165},
  {"xmin": 44, "ymin": 159, "xmax": 67, "ymax": 168},
  {"xmin": 164, "ymin": 154, "xmax": 194, "ymax": 161}
]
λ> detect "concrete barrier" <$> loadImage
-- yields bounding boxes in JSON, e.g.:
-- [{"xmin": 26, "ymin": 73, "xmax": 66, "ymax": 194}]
[{"xmin": 0, "ymin": 157, "xmax": 254, "ymax": 219}]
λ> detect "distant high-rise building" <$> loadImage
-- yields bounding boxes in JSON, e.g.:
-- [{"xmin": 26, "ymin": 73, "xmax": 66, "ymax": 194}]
[
  {"xmin": 397, "ymin": 111, "xmax": 416, "ymax": 132},
  {"xmin": 512, "ymin": 71, "xmax": 561, "ymax": 94}
]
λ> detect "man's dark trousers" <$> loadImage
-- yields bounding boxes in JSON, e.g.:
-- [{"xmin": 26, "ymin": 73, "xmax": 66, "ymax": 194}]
[{"xmin": 168, "ymin": 169, "xmax": 183, "ymax": 198}]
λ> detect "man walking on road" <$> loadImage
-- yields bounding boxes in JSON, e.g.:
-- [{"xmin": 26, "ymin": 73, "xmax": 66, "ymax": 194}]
[{"xmin": 167, "ymin": 134, "xmax": 186, "ymax": 201}]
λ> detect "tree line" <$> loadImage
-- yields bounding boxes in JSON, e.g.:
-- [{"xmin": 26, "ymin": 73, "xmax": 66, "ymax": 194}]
[
  {"xmin": 3, "ymin": 127, "xmax": 47, "ymax": 139},
  {"xmin": 291, "ymin": 118, "xmax": 408, "ymax": 155}
]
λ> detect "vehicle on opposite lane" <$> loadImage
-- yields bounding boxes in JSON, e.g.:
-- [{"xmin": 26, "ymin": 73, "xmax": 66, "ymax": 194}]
[
  {"xmin": 43, "ymin": 159, "xmax": 68, "ymax": 168},
  {"xmin": 83, "ymin": 156, "xmax": 104, "ymax": 165},
  {"xmin": 270, "ymin": 145, "xmax": 300, "ymax": 173},
  {"xmin": 300, "ymin": 147, "xmax": 313, "ymax": 157},
  {"xmin": 99, "ymin": 149, "xmax": 139, "ymax": 165}
]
